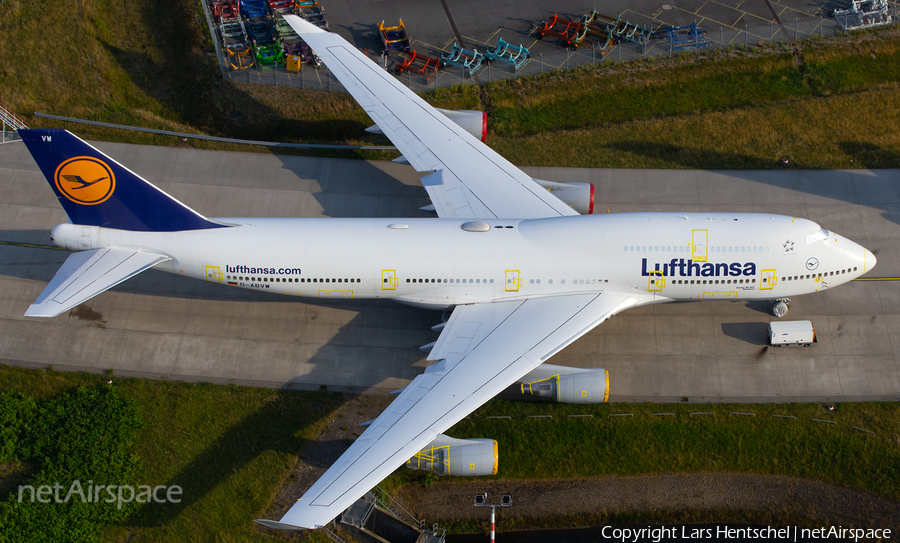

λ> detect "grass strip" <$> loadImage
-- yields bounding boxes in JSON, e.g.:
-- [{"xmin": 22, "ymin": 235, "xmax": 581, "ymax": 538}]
[
  {"xmin": 386, "ymin": 399, "xmax": 900, "ymax": 503},
  {"xmin": 0, "ymin": 365, "xmax": 343, "ymax": 543}
]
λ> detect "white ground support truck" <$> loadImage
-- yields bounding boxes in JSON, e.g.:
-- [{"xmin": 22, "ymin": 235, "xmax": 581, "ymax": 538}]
[{"xmin": 769, "ymin": 320, "xmax": 817, "ymax": 347}]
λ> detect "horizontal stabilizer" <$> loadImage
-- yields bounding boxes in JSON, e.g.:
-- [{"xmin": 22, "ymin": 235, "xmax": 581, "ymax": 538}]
[
  {"xmin": 253, "ymin": 519, "xmax": 305, "ymax": 531},
  {"xmin": 26, "ymin": 248, "xmax": 170, "ymax": 317}
]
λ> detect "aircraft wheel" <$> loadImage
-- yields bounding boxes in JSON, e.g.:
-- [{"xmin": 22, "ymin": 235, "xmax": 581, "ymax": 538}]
[{"xmin": 772, "ymin": 300, "xmax": 790, "ymax": 318}]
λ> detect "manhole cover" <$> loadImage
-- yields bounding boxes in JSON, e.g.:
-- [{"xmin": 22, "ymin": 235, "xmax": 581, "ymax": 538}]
[{"xmin": 662, "ymin": 3, "xmax": 673, "ymax": 9}]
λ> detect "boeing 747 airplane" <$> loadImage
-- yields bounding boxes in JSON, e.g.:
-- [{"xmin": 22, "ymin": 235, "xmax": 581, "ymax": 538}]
[{"xmin": 18, "ymin": 15, "xmax": 875, "ymax": 531}]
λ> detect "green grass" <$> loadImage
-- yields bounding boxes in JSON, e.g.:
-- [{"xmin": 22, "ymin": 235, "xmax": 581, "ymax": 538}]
[
  {"xmin": 482, "ymin": 42, "xmax": 900, "ymax": 137},
  {"xmin": 387, "ymin": 399, "xmax": 900, "ymax": 503},
  {"xmin": 0, "ymin": 385, "xmax": 142, "ymax": 543},
  {"xmin": 0, "ymin": 365, "xmax": 344, "ymax": 543},
  {"xmin": 3, "ymin": 366, "xmax": 900, "ymax": 539}
]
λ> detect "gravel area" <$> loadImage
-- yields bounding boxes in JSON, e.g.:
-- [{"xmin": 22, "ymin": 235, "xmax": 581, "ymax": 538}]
[{"xmin": 395, "ymin": 473, "xmax": 900, "ymax": 530}]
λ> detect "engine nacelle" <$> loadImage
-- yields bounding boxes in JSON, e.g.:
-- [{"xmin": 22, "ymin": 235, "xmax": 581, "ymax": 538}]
[
  {"xmin": 533, "ymin": 179, "xmax": 595, "ymax": 215},
  {"xmin": 406, "ymin": 434, "xmax": 497, "ymax": 476},
  {"xmin": 516, "ymin": 365, "xmax": 609, "ymax": 403},
  {"xmin": 434, "ymin": 108, "xmax": 487, "ymax": 142},
  {"xmin": 367, "ymin": 108, "xmax": 487, "ymax": 142}
]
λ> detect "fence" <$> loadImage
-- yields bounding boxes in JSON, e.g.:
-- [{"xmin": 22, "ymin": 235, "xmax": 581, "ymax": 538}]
[{"xmin": 219, "ymin": 13, "xmax": 898, "ymax": 94}]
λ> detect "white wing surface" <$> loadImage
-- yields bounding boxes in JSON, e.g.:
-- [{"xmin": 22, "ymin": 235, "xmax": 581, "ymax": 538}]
[
  {"xmin": 283, "ymin": 15, "xmax": 577, "ymax": 220},
  {"xmin": 266, "ymin": 292, "xmax": 636, "ymax": 529},
  {"xmin": 25, "ymin": 248, "xmax": 170, "ymax": 317}
]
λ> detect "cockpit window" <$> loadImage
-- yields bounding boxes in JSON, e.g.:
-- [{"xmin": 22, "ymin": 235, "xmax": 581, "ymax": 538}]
[{"xmin": 806, "ymin": 226, "xmax": 830, "ymax": 244}]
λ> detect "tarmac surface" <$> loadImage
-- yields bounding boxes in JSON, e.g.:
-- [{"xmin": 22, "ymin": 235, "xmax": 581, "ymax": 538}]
[{"xmin": 0, "ymin": 140, "xmax": 898, "ymax": 402}]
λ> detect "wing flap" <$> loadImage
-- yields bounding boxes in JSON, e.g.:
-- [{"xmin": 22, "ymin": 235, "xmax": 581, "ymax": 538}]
[
  {"xmin": 25, "ymin": 248, "xmax": 170, "ymax": 317},
  {"xmin": 273, "ymin": 292, "xmax": 636, "ymax": 529}
]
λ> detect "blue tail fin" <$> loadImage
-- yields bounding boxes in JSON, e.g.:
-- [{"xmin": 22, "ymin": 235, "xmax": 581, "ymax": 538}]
[{"xmin": 19, "ymin": 129, "xmax": 225, "ymax": 232}]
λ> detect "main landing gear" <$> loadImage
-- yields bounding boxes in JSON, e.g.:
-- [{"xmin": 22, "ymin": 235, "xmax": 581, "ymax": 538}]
[{"xmin": 771, "ymin": 298, "xmax": 791, "ymax": 318}]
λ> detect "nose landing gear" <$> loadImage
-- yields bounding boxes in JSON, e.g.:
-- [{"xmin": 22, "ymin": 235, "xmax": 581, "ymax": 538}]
[{"xmin": 772, "ymin": 298, "xmax": 791, "ymax": 318}]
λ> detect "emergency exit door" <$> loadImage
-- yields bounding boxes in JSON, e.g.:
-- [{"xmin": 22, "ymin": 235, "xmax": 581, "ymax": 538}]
[
  {"xmin": 205, "ymin": 265, "xmax": 223, "ymax": 283},
  {"xmin": 505, "ymin": 270, "xmax": 522, "ymax": 291},
  {"xmin": 648, "ymin": 270, "xmax": 665, "ymax": 291},
  {"xmin": 692, "ymin": 229, "xmax": 708, "ymax": 262},
  {"xmin": 381, "ymin": 269, "xmax": 398, "ymax": 290},
  {"xmin": 760, "ymin": 269, "xmax": 777, "ymax": 290}
]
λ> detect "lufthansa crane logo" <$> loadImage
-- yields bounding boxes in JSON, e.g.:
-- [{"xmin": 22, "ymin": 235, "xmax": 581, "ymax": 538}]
[{"xmin": 54, "ymin": 157, "xmax": 116, "ymax": 205}]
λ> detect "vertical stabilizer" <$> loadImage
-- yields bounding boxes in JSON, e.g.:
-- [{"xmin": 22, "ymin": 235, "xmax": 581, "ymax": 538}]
[{"xmin": 19, "ymin": 129, "xmax": 224, "ymax": 232}]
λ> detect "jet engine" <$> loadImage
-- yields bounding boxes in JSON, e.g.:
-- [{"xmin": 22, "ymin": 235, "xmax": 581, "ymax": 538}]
[
  {"xmin": 533, "ymin": 179, "xmax": 595, "ymax": 215},
  {"xmin": 366, "ymin": 108, "xmax": 487, "ymax": 142},
  {"xmin": 515, "ymin": 365, "xmax": 609, "ymax": 403},
  {"xmin": 406, "ymin": 434, "xmax": 498, "ymax": 476}
]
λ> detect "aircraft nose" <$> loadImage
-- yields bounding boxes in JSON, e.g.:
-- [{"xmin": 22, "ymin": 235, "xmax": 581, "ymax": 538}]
[{"xmin": 865, "ymin": 247, "xmax": 877, "ymax": 273}]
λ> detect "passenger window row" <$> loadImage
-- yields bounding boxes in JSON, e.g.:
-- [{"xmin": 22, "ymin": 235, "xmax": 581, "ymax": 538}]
[
  {"xmin": 782, "ymin": 267, "xmax": 856, "ymax": 282},
  {"xmin": 227, "ymin": 276, "xmax": 360, "ymax": 283},
  {"xmin": 406, "ymin": 278, "xmax": 494, "ymax": 284}
]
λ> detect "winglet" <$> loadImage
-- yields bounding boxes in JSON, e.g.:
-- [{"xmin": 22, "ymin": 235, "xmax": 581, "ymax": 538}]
[{"xmin": 254, "ymin": 519, "xmax": 306, "ymax": 531}]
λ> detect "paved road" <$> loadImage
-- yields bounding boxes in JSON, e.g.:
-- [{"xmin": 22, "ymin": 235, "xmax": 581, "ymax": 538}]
[{"xmin": 0, "ymin": 140, "xmax": 898, "ymax": 402}]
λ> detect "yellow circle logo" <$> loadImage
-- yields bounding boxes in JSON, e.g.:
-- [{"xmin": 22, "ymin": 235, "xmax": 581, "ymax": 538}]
[{"xmin": 54, "ymin": 156, "xmax": 116, "ymax": 205}]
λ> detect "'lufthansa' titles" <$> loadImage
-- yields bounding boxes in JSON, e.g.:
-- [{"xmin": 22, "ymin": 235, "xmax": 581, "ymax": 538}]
[{"xmin": 642, "ymin": 258, "xmax": 757, "ymax": 277}]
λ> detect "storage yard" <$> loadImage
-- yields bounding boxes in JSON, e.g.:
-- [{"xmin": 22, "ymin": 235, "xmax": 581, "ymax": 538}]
[{"xmin": 203, "ymin": 0, "xmax": 897, "ymax": 92}]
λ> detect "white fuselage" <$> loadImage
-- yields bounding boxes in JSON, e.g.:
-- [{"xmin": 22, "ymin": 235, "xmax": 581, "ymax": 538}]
[{"xmin": 51, "ymin": 213, "xmax": 875, "ymax": 310}]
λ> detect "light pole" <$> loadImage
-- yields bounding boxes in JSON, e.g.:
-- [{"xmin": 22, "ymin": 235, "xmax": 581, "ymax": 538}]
[{"xmin": 474, "ymin": 492, "xmax": 512, "ymax": 542}]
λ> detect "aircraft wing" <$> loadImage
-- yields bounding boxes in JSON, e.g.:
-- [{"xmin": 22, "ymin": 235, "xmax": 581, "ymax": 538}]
[
  {"xmin": 283, "ymin": 15, "xmax": 578, "ymax": 220},
  {"xmin": 25, "ymin": 248, "xmax": 170, "ymax": 317},
  {"xmin": 264, "ymin": 292, "xmax": 637, "ymax": 529}
]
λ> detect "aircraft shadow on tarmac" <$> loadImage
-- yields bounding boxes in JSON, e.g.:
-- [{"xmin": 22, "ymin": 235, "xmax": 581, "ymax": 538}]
[
  {"xmin": 604, "ymin": 141, "xmax": 900, "ymax": 228},
  {"xmin": 720, "ymin": 321, "xmax": 770, "ymax": 346}
]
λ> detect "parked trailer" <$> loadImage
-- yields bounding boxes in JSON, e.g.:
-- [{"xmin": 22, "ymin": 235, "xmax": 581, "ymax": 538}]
[
  {"xmin": 379, "ymin": 19, "xmax": 411, "ymax": 53},
  {"xmin": 665, "ymin": 22, "xmax": 712, "ymax": 51},
  {"xmin": 484, "ymin": 37, "xmax": 529, "ymax": 70},
  {"xmin": 396, "ymin": 50, "xmax": 441, "ymax": 79},
  {"xmin": 769, "ymin": 320, "xmax": 817, "ymax": 347},
  {"xmin": 296, "ymin": 0, "xmax": 329, "ymax": 30},
  {"xmin": 574, "ymin": 10, "xmax": 620, "ymax": 52},
  {"xmin": 440, "ymin": 42, "xmax": 484, "ymax": 75},
  {"xmin": 535, "ymin": 13, "xmax": 582, "ymax": 47}
]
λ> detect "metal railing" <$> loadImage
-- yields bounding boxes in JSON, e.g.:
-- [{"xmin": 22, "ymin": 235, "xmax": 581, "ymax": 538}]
[
  {"xmin": 373, "ymin": 485, "xmax": 422, "ymax": 528},
  {"xmin": 220, "ymin": 12, "xmax": 899, "ymax": 94},
  {"xmin": 0, "ymin": 101, "xmax": 27, "ymax": 144}
]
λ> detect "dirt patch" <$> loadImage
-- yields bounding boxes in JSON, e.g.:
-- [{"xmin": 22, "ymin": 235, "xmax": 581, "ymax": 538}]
[
  {"xmin": 71, "ymin": 304, "xmax": 107, "ymax": 328},
  {"xmin": 395, "ymin": 473, "xmax": 900, "ymax": 531},
  {"xmin": 265, "ymin": 393, "xmax": 395, "ymax": 522}
]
